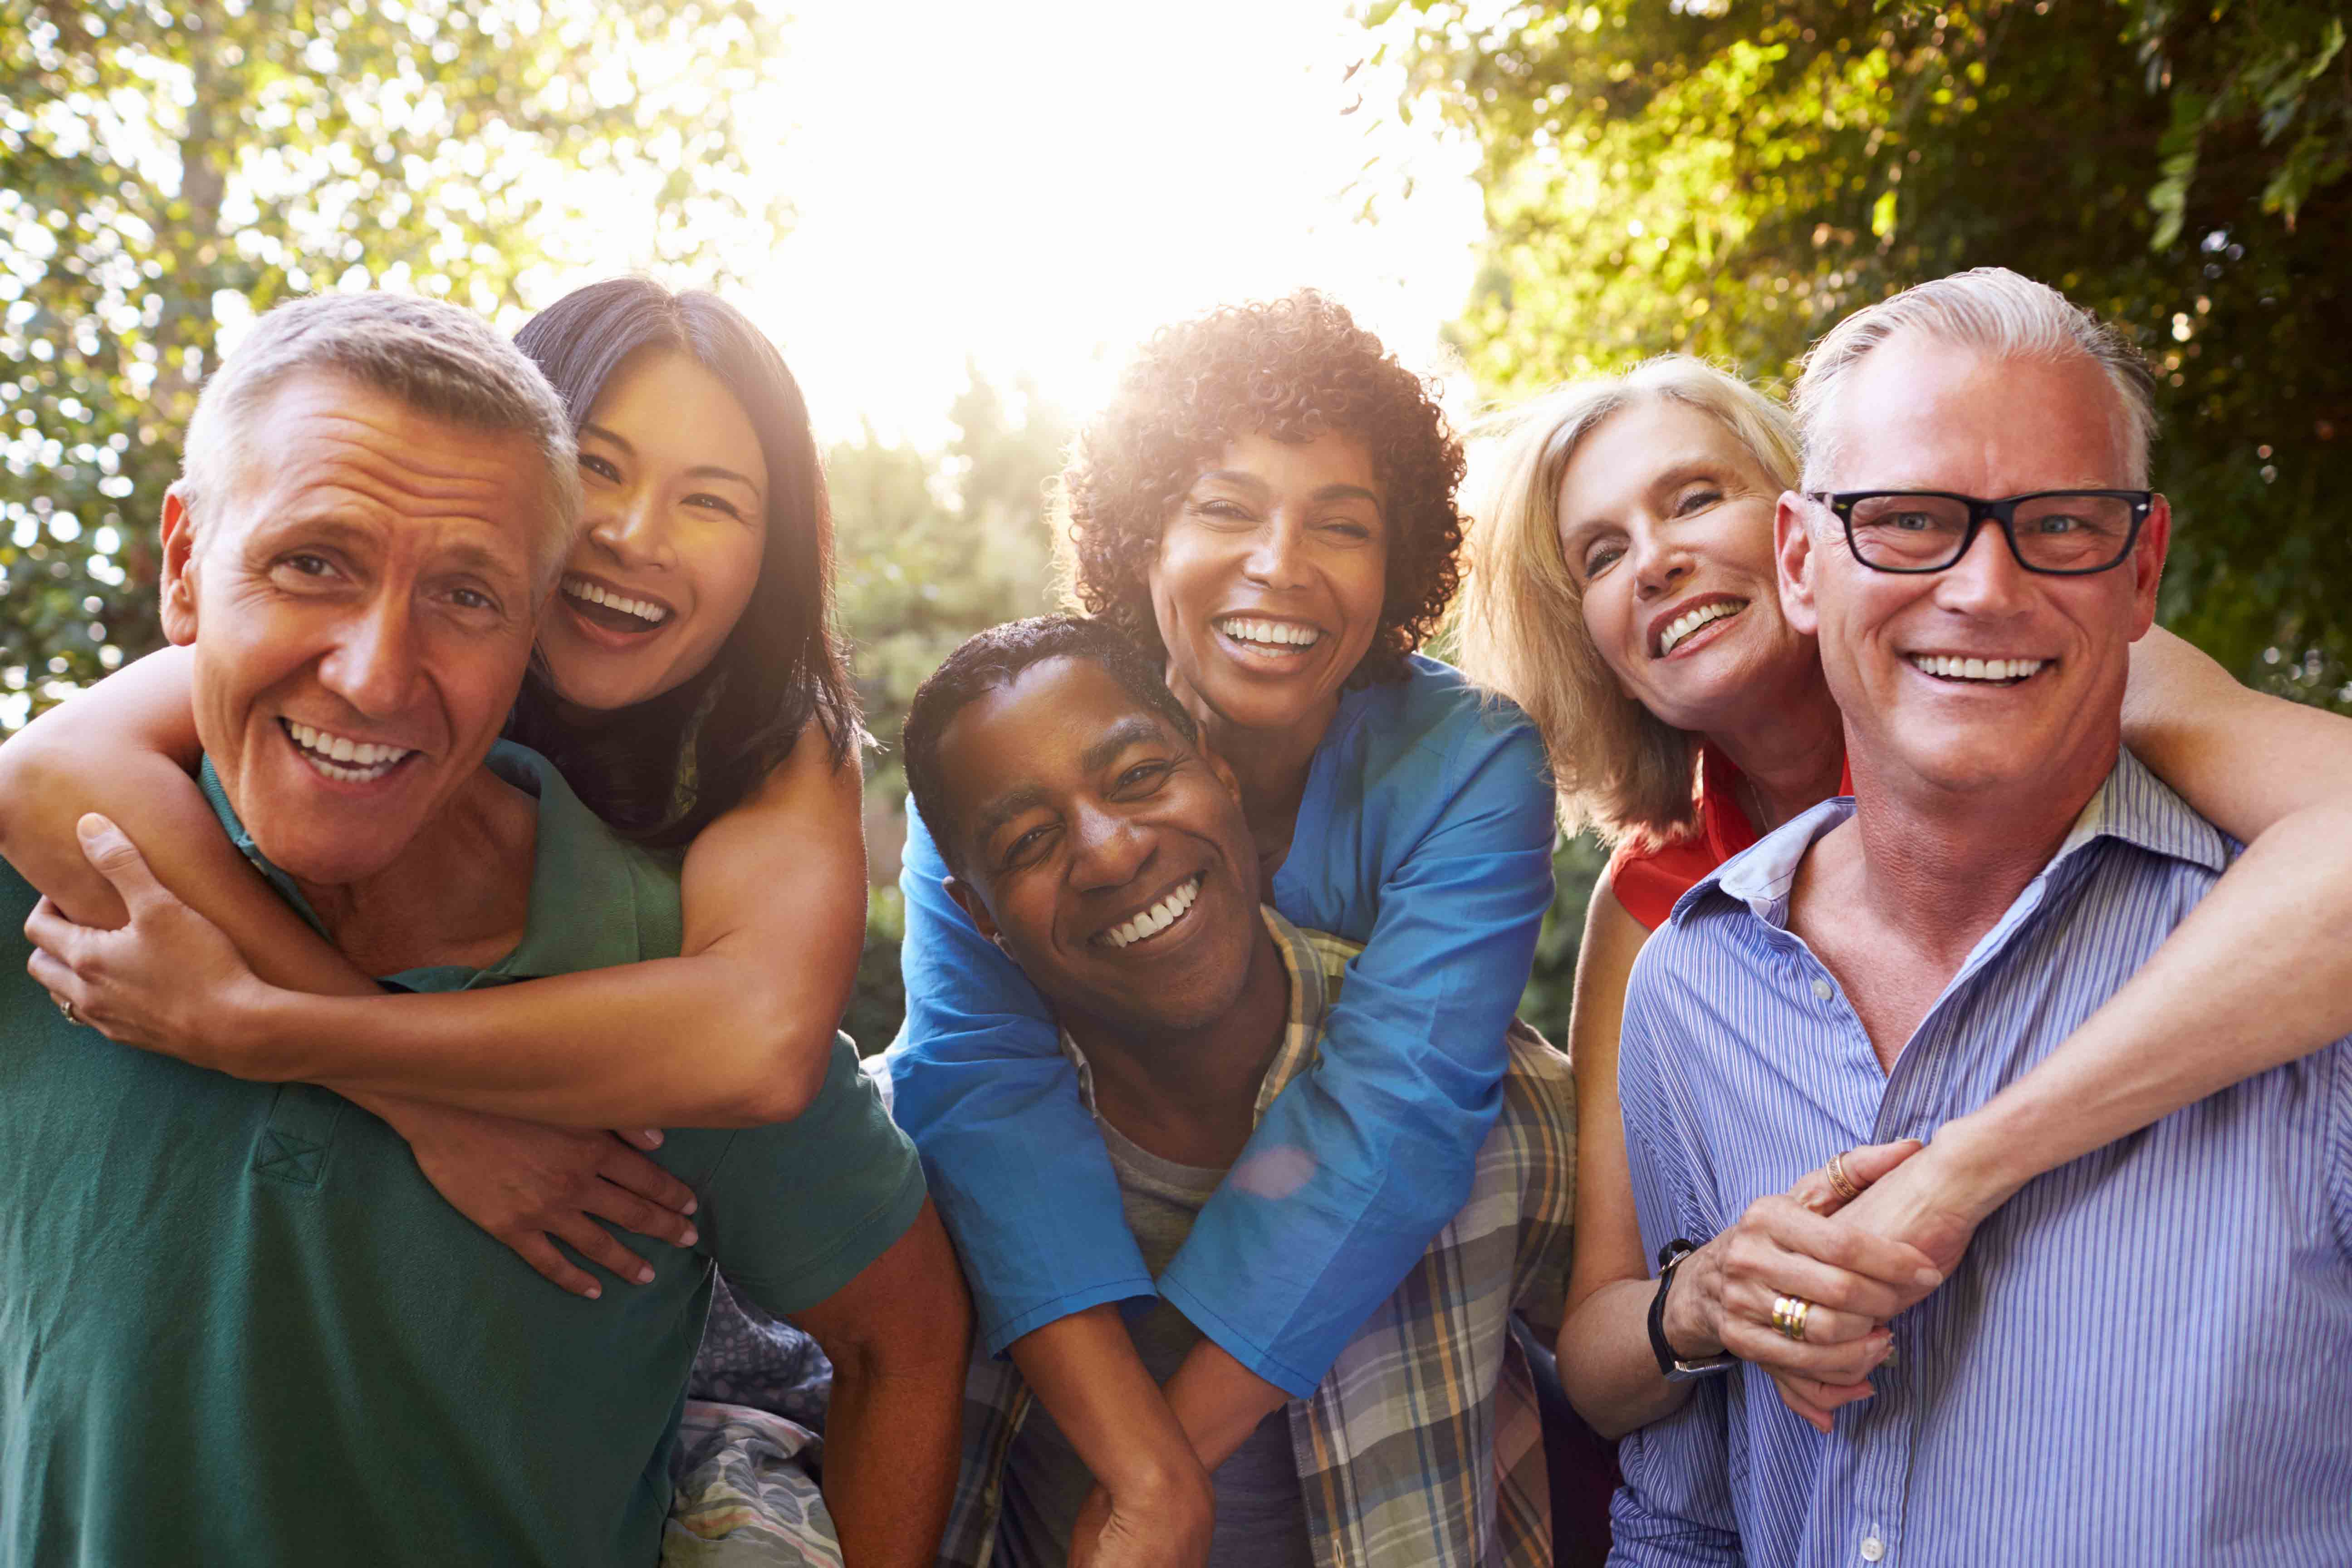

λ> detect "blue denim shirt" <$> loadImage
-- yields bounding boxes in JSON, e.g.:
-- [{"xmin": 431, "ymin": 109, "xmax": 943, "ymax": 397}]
[{"xmin": 886, "ymin": 655, "xmax": 1556, "ymax": 1393}]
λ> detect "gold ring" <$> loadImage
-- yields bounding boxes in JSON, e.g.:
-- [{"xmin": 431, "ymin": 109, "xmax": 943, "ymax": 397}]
[
  {"xmin": 1771, "ymin": 1294, "xmax": 1812, "ymax": 1343},
  {"xmin": 54, "ymin": 995, "xmax": 78, "ymax": 1026},
  {"xmin": 1827, "ymin": 1151, "xmax": 1862, "ymax": 1202}
]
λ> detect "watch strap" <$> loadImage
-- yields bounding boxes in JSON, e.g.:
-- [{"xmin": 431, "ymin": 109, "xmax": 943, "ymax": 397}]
[{"xmin": 1649, "ymin": 1239, "xmax": 1737, "ymax": 1382}]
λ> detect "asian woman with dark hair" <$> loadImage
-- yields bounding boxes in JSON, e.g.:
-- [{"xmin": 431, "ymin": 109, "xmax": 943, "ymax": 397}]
[{"xmin": 508, "ymin": 279, "xmax": 855, "ymax": 846}]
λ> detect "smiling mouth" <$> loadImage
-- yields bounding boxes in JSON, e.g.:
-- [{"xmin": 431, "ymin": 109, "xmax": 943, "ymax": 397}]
[
  {"xmin": 562, "ymin": 575, "xmax": 673, "ymax": 634},
  {"xmin": 1096, "ymin": 875, "xmax": 1203, "ymax": 950},
  {"xmin": 1215, "ymin": 617, "xmax": 1322, "ymax": 652},
  {"xmin": 1907, "ymin": 654, "xmax": 2050, "ymax": 685},
  {"xmin": 1656, "ymin": 599, "xmax": 1747, "ymax": 657},
  {"xmin": 281, "ymin": 718, "xmax": 416, "ymax": 784}
]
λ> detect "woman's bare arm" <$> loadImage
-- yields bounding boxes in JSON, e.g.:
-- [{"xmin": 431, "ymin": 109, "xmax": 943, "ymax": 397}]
[
  {"xmin": 1160, "ymin": 1340, "xmax": 1289, "ymax": 1473},
  {"xmin": 1878, "ymin": 626, "xmax": 2352, "ymax": 1225},
  {"xmin": 0, "ymin": 647, "xmax": 374, "ymax": 985},
  {"xmin": 230, "ymin": 731, "xmax": 871, "ymax": 1124},
  {"xmin": 1558, "ymin": 876, "xmax": 1937, "ymax": 1439},
  {"xmin": 15, "ymin": 655, "xmax": 869, "ymax": 1126},
  {"xmin": 1555, "ymin": 876, "xmax": 1685, "ymax": 1437},
  {"xmin": 1009, "ymin": 1305, "xmax": 1214, "ymax": 1568}
]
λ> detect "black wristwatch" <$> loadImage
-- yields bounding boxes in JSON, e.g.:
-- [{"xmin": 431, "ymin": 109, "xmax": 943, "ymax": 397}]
[{"xmin": 1649, "ymin": 1239, "xmax": 1738, "ymax": 1382}]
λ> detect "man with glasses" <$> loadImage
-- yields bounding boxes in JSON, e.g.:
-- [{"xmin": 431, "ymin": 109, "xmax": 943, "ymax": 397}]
[{"xmin": 1605, "ymin": 269, "xmax": 2352, "ymax": 1566}]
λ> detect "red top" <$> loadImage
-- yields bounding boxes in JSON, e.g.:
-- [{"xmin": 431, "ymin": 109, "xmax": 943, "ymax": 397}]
[{"xmin": 1606, "ymin": 745, "xmax": 1854, "ymax": 931}]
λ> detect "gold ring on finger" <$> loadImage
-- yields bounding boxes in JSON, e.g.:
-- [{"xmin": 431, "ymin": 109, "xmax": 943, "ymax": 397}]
[
  {"xmin": 1771, "ymin": 1294, "xmax": 1813, "ymax": 1343},
  {"xmin": 54, "ymin": 995, "xmax": 78, "ymax": 1027},
  {"xmin": 1826, "ymin": 1150, "xmax": 1862, "ymax": 1202}
]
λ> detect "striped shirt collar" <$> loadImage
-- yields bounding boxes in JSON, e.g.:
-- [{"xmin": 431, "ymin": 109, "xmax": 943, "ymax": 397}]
[{"xmin": 1671, "ymin": 745, "xmax": 2230, "ymax": 929}]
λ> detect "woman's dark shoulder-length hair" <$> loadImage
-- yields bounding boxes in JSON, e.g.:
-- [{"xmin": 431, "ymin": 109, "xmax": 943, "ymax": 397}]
[
  {"xmin": 507, "ymin": 277, "xmax": 858, "ymax": 848},
  {"xmin": 1059, "ymin": 289, "xmax": 1466, "ymax": 686}
]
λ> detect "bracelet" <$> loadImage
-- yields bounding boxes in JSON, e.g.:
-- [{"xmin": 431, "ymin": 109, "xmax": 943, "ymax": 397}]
[{"xmin": 1649, "ymin": 1239, "xmax": 1739, "ymax": 1382}]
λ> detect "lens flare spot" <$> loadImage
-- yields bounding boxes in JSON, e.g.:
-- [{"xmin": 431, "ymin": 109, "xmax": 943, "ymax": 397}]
[{"xmin": 1230, "ymin": 1146, "xmax": 1317, "ymax": 1200}]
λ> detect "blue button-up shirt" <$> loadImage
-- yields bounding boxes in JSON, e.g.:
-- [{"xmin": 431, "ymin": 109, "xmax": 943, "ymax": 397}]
[{"xmin": 1610, "ymin": 750, "xmax": 2352, "ymax": 1568}]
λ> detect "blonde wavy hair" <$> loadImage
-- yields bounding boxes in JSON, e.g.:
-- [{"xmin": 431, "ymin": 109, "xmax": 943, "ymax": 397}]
[{"xmin": 1453, "ymin": 356, "xmax": 1799, "ymax": 848}]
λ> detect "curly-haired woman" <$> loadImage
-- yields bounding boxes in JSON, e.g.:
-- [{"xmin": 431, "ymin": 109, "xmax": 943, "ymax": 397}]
[
  {"xmin": 888, "ymin": 291, "xmax": 1570, "ymax": 1561},
  {"xmin": 1454, "ymin": 338, "xmax": 2352, "ymax": 1443}
]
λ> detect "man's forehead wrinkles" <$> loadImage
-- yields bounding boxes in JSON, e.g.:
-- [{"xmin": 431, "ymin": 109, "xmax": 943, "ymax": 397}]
[
  {"xmin": 260, "ymin": 481, "xmax": 533, "ymax": 544},
  {"xmin": 274, "ymin": 426, "xmax": 535, "ymax": 503}
]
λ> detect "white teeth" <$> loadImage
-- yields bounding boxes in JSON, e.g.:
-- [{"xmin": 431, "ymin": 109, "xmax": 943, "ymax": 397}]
[
  {"xmin": 1908, "ymin": 655, "xmax": 2047, "ymax": 682},
  {"xmin": 1657, "ymin": 600, "xmax": 1747, "ymax": 656},
  {"xmin": 1215, "ymin": 617, "xmax": 1321, "ymax": 650},
  {"xmin": 1100, "ymin": 876, "xmax": 1203, "ymax": 950},
  {"xmin": 284, "ymin": 720, "xmax": 413, "ymax": 780},
  {"xmin": 561, "ymin": 575, "xmax": 668, "ymax": 627}
]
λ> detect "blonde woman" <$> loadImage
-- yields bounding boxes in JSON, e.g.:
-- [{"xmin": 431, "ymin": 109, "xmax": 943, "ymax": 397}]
[{"xmin": 1455, "ymin": 354, "xmax": 2352, "ymax": 1436}]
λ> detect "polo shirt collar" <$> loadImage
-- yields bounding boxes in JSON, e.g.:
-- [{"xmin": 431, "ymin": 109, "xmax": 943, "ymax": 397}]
[
  {"xmin": 199, "ymin": 739, "xmax": 666, "ymax": 986},
  {"xmin": 1676, "ymin": 745, "xmax": 2230, "ymax": 931}
]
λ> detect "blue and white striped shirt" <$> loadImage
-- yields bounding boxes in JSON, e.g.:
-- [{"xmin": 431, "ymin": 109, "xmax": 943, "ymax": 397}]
[{"xmin": 1609, "ymin": 750, "xmax": 2352, "ymax": 1568}]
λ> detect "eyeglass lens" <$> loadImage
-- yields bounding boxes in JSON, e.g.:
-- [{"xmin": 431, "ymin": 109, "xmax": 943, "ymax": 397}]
[{"xmin": 1846, "ymin": 493, "xmax": 2138, "ymax": 572}]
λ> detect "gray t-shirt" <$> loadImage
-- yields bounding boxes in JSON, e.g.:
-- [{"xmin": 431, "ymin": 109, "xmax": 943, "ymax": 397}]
[{"xmin": 995, "ymin": 1120, "xmax": 1314, "ymax": 1568}]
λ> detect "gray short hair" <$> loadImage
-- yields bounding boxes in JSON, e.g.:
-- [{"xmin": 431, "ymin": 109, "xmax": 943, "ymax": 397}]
[
  {"xmin": 179, "ymin": 292, "xmax": 584, "ymax": 591},
  {"xmin": 1792, "ymin": 267, "xmax": 2158, "ymax": 489}
]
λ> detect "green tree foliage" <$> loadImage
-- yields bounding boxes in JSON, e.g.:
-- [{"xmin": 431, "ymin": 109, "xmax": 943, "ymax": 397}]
[
  {"xmin": 1382, "ymin": 0, "xmax": 2351, "ymax": 706},
  {"xmin": 1515, "ymin": 831, "xmax": 1606, "ymax": 1047},
  {"xmin": 1, "ymin": 0, "xmax": 786, "ymax": 729},
  {"xmin": 833, "ymin": 373, "xmax": 1069, "ymax": 1049},
  {"xmin": 835, "ymin": 372, "xmax": 1068, "ymax": 800}
]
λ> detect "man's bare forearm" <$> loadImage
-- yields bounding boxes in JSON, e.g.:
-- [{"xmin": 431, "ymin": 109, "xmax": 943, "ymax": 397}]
[
  {"xmin": 791, "ymin": 1202, "xmax": 971, "ymax": 1566},
  {"xmin": 823, "ymin": 1354, "xmax": 964, "ymax": 1566}
]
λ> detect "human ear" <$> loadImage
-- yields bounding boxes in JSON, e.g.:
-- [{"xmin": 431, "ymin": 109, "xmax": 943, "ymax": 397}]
[
  {"xmin": 2126, "ymin": 496, "xmax": 2171, "ymax": 640},
  {"xmin": 1775, "ymin": 492, "xmax": 1821, "ymax": 637},
  {"xmin": 943, "ymin": 874, "xmax": 1010, "ymax": 956},
  {"xmin": 158, "ymin": 486, "xmax": 201, "ymax": 646},
  {"xmin": 1199, "ymin": 742, "xmax": 1243, "ymax": 810}
]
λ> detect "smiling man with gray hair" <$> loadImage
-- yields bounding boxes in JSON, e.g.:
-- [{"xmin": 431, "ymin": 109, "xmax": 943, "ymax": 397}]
[
  {"xmin": 1606, "ymin": 269, "xmax": 2352, "ymax": 1567},
  {"xmin": 0, "ymin": 291, "xmax": 961, "ymax": 1566}
]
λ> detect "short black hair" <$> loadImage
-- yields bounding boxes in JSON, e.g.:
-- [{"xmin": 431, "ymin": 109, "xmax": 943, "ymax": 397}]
[{"xmin": 903, "ymin": 615, "xmax": 1198, "ymax": 876}]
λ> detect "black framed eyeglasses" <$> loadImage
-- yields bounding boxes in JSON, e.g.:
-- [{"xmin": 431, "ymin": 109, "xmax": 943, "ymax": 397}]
[{"xmin": 1809, "ymin": 490, "xmax": 2156, "ymax": 575}]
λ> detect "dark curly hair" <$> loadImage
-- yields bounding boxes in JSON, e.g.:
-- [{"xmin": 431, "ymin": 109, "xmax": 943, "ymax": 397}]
[{"xmin": 1060, "ymin": 290, "xmax": 1466, "ymax": 686}]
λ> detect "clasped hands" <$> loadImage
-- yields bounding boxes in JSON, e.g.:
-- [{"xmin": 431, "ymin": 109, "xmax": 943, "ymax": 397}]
[
  {"xmin": 1664, "ymin": 1135, "xmax": 1999, "ymax": 1431},
  {"xmin": 26, "ymin": 813, "xmax": 701, "ymax": 1298}
]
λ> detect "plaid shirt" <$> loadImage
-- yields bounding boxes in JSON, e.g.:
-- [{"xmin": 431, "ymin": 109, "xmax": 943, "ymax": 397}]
[{"xmin": 915, "ymin": 908, "xmax": 1575, "ymax": 1568}]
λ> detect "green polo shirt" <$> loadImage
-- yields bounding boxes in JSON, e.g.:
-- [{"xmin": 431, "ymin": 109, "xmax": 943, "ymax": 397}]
[{"xmin": 0, "ymin": 741, "xmax": 926, "ymax": 1567}]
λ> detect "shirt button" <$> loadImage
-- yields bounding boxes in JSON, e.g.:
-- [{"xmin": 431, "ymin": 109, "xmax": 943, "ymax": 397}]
[
  {"xmin": 1861, "ymin": 1534, "xmax": 1886, "ymax": 1563},
  {"xmin": 1812, "ymin": 977, "xmax": 1833, "ymax": 1001}
]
